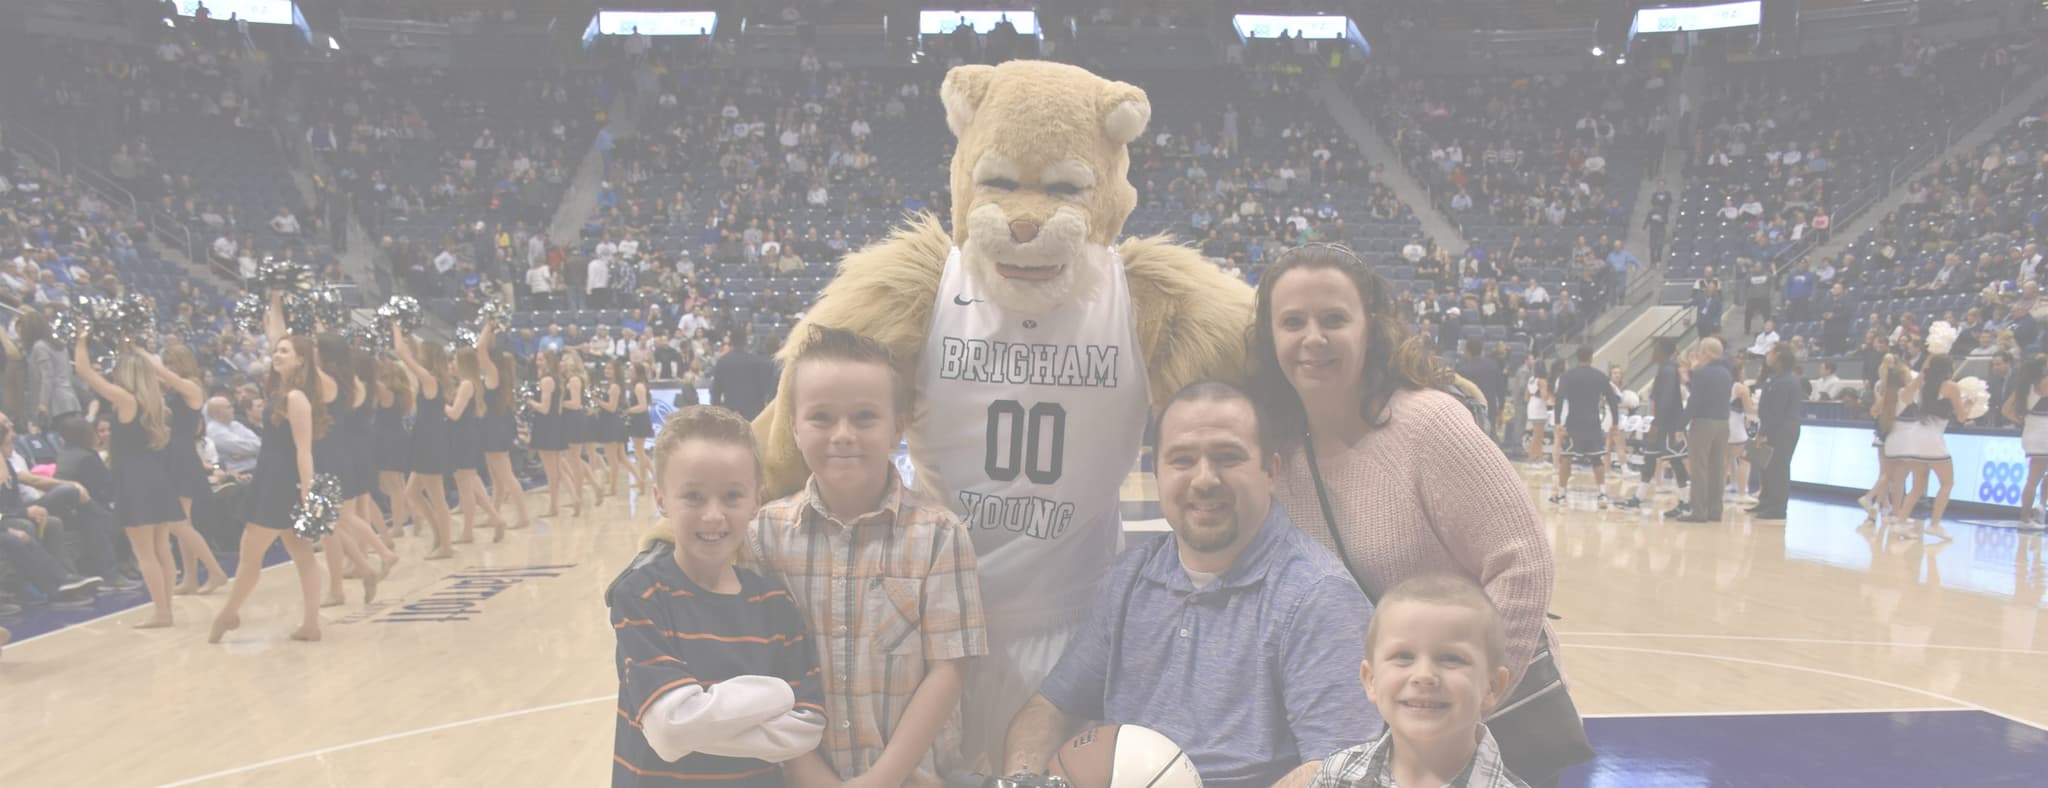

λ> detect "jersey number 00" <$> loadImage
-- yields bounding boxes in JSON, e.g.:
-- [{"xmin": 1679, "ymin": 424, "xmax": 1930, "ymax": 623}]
[{"xmin": 984, "ymin": 399, "xmax": 1067, "ymax": 484}]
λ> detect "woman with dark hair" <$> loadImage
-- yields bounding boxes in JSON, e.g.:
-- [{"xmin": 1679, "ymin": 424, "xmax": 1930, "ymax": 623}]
[
  {"xmin": 313, "ymin": 334, "xmax": 395, "ymax": 605},
  {"xmin": 1749, "ymin": 344, "xmax": 1806, "ymax": 520},
  {"xmin": 211, "ymin": 293, "xmax": 330, "ymax": 644},
  {"xmin": 151, "ymin": 345, "xmax": 229, "ymax": 594},
  {"xmin": 1885, "ymin": 352, "xmax": 1966, "ymax": 536},
  {"xmin": 482, "ymin": 344, "xmax": 533, "ymax": 532},
  {"xmin": 395, "ymin": 327, "xmax": 457, "ymax": 560},
  {"xmin": 375, "ymin": 356, "xmax": 416, "ymax": 541},
  {"xmin": 623, "ymin": 360, "xmax": 655, "ymax": 495},
  {"xmin": 1248, "ymin": 244, "xmax": 1578, "ymax": 784},
  {"xmin": 2002, "ymin": 352, "xmax": 2048, "ymax": 529},
  {"xmin": 446, "ymin": 334, "xmax": 506, "ymax": 545},
  {"xmin": 351, "ymin": 350, "xmax": 395, "ymax": 551},
  {"xmin": 596, "ymin": 358, "xmax": 630, "ymax": 500},
  {"xmin": 527, "ymin": 349, "xmax": 573, "ymax": 517}
]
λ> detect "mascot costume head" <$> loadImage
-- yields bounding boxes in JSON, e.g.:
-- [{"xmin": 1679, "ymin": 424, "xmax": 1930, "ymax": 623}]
[
  {"xmin": 941, "ymin": 61, "xmax": 1148, "ymax": 315},
  {"xmin": 635, "ymin": 59, "xmax": 1256, "ymax": 774}
]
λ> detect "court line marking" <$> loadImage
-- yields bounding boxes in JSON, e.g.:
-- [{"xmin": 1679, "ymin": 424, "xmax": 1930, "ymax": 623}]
[
  {"xmin": 4, "ymin": 560, "xmax": 297, "ymax": 651},
  {"xmin": 1559, "ymin": 631, "xmax": 2048, "ymax": 656},
  {"xmin": 155, "ymin": 694, "xmax": 613, "ymax": 787},
  {"xmin": 1584, "ymin": 706, "xmax": 1962, "ymax": 719},
  {"xmin": 1571, "ymin": 644, "xmax": 2048, "ymax": 733}
]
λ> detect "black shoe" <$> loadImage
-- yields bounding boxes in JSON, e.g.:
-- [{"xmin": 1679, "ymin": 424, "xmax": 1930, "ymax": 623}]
[
  {"xmin": 1665, "ymin": 505, "xmax": 1691, "ymax": 518},
  {"xmin": 59, "ymin": 575, "xmax": 102, "ymax": 595},
  {"xmin": 1615, "ymin": 497, "xmax": 1642, "ymax": 510},
  {"xmin": 1548, "ymin": 493, "xmax": 1567, "ymax": 505}
]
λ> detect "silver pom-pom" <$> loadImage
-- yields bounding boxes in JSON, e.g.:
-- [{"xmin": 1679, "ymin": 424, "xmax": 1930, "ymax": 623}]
[
  {"xmin": 231, "ymin": 294, "xmax": 266, "ymax": 335},
  {"xmin": 309, "ymin": 285, "xmax": 351, "ymax": 329},
  {"xmin": 342, "ymin": 321, "xmax": 388, "ymax": 352},
  {"xmin": 290, "ymin": 473, "xmax": 344, "ymax": 543},
  {"xmin": 452, "ymin": 325, "xmax": 480, "ymax": 350},
  {"xmin": 377, "ymin": 295, "xmax": 423, "ymax": 335},
  {"xmin": 114, "ymin": 293, "xmax": 155, "ymax": 338},
  {"xmin": 49, "ymin": 306, "xmax": 86, "ymax": 346},
  {"xmin": 282, "ymin": 295, "xmax": 318, "ymax": 336},
  {"xmin": 256, "ymin": 257, "xmax": 312, "ymax": 294},
  {"xmin": 477, "ymin": 297, "xmax": 510, "ymax": 328},
  {"xmin": 516, "ymin": 380, "xmax": 540, "ymax": 430}
]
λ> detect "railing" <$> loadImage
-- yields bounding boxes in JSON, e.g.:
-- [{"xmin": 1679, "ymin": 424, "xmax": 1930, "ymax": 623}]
[
  {"xmin": 0, "ymin": 121, "xmax": 62, "ymax": 176},
  {"xmin": 72, "ymin": 162, "xmax": 136, "ymax": 217}
]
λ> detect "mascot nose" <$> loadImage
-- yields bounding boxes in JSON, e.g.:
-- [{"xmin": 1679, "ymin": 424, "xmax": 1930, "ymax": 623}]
[{"xmin": 1009, "ymin": 221, "xmax": 1039, "ymax": 244}]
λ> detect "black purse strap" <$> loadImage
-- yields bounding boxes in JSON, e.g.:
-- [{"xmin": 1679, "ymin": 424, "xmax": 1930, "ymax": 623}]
[{"xmin": 1304, "ymin": 434, "xmax": 1377, "ymax": 606}]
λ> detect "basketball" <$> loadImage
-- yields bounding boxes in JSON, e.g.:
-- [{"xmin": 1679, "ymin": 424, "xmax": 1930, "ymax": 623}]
[{"xmin": 1045, "ymin": 724, "xmax": 1204, "ymax": 788}]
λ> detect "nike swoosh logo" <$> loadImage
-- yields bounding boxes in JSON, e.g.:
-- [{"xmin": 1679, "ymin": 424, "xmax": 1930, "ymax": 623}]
[{"xmin": 953, "ymin": 295, "xmax": 982, "ymax": 306}]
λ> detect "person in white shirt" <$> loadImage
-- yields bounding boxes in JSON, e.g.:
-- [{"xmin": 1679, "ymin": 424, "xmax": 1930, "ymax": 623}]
[
  {"xmin": 205, "ymin": 396, "xmax": 262, "ymax": 477},
  {"xmin": 850, "ymin": 118, "xmax": 871, "ymax": 139},
  {"xmin": 1749, "ymin": 320, "xmax": 1781, "ymax": 358},
  {"xmin": 587, "ymin": 254, "xmax": 612, "ymax": 308},
  {"xmin": 269, "ymin": 208, "xmax": 300, "ymax": 235},
  {"xmin": 1811, "ymin": 362, "xmax": 1848, "ymax": 402},
  {"xmin": 211, "ymin": 234, "xmax": 237, "ymax": 263},
  {"xmin": 526, "ymin": 259, "xmax": 556, "ymax": 310},
  {"xmin": 1523, "ymin": 282, "xmax": 1550, "ymax": 306}
]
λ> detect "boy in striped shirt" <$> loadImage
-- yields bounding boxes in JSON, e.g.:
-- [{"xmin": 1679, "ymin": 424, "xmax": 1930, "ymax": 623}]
[
  {"xmin": 609, "ymin": 406, "xmax": 830, "ymax": 786},
  {"xmin": 753, "ymin": 327, "xmax": 987, "ymax": 787}
]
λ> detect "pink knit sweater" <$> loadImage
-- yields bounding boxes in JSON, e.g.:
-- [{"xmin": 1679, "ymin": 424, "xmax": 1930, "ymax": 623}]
[{"xmin": 1274, "ymin": 387, "xmax": 1557, "ymax": 691}]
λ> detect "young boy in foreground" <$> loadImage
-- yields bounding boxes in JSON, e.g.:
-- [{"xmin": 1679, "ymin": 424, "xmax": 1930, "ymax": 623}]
[
  {"xmin": 754, "ymin": 326, "xmax": 987, "ymax": 787},
  {"xmin": 1310, "ymin": 574, "xmax": 1530, "ymax": 788}
]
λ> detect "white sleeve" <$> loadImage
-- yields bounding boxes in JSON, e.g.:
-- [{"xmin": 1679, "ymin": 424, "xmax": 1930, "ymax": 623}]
[
  {"xmin": 639, "ymin": 674, "xmax": 797, "ymax": 763},
  {"xmin": 693, "ymin": 707, "xmax": 827, "ymax": 761}
]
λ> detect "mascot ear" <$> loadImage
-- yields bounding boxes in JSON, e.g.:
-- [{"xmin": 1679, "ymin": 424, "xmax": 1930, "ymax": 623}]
[
  {"xmin": 1099, "ymin": 81, "xmax": 1151, "ymax": 146},
  {"xmin": 941, "ymin": 65, "xmax": 997, "ymax": 139}
]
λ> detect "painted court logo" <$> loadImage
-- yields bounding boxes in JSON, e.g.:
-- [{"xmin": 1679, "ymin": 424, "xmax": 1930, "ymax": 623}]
[
  {"xmin": 1981, "ymin": 461, "xmax": 2026, "ymax": 505},
  {"xmin": 335, "ymin": 564, "xmax": 576, "ymax": 625}
]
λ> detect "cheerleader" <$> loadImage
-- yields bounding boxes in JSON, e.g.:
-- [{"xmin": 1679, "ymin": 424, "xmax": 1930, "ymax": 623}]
[
  {"xmin": 376, "ymin": 356, "xmax": 417, "ymax": 540},
  {"xmin": 1727, "ymin": 358, "xmax": 1757, "ymax": 505},
  {"xmin": 559, "ymin": 350, "xmax": 604, "ymax": 507},
  {"xmin": 528, "ymin": 349, "xmax": 574, "ymax": 516},
  {"xmin": 1866, "ymin": 354, "xmax": 1908, "ymax": 519},
  {"xmin": 352, "ymin": 351, "xmax": 397, "ymax": 552},
  {"xmin": 1524, "ymin": 364, "xmax": 1551, "ymax": 468},
  {"xmin": 482, "ymin": 342, "xmax": 535, "ymax": 531},
  {"xmin": 211, "ymin": 293, "xmax": 328, "ymax": 644},
  {"xmin": 394, "ymin": 326, "xmax": 457, "ymax": 560},
  {"xmin": 150, "ymin": 346, "xmax": 229, "ymax": 595},
  {"xmin": 72, "ymin": 329, "xmax": 187, "ymax": 628},
  {"xmin": 1605, "ymin": 364, "xmax": 1628, "ymax": 468},
  {"xmin": 597, "ymin": 358, "xmax": 629, "ymax": 499},
  {"xmin": 314, "ymin": 335, "xmax": 396, "ymax": 605},
  {"xmin": 623, "ymin": 360, "xmax": 656, "ymax": 493},
  {"xmin": 2003, "ymin": 353, "xmax": 2048, "ymax": 529},
  {"xmin": 1887, "ymin": 353, "xmax": 1966, "ymax": 535},
  {"xmin": 447, "ymin": 333, "xmax": 507, "ymax": 544}
]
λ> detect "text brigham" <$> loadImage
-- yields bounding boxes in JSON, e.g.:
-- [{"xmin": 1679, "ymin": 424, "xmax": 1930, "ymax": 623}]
[{"xmin": 938, "ymin": 338, "xmax": 1120, "ymax": 388}]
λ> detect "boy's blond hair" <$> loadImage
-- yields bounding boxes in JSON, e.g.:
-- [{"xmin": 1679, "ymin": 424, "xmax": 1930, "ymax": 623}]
[
  {"xmin": 652, "ymin": 405, "xmax": 764, "ymax": 488},
  {"xmin": 789, "ymin": 325, "xmax": 911, "ymax": 418},
  {"xmin": 1364, "ymin": 573, "xmax": 1508, "ymax": 672}
]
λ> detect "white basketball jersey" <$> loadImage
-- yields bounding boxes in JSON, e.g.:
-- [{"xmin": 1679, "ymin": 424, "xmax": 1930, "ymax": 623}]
[{"xmin": 913, "ymin": 246, "xmax": 1150, "ymax": 630}]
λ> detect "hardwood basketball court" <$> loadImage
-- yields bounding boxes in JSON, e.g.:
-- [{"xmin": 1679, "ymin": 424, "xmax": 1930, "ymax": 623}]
[{"xmin": 4, "ymin": 467, "xmax": 2046, "ymax": 786}]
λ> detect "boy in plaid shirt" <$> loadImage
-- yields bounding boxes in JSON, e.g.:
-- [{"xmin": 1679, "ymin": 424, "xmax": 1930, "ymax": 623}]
[
  {"xmin": 752, "ymin": 327, "xmax": 987, "ymax": 787},
  {"xmin": 1310, "ymin": 574, "xmax": 1529, "ymax": 788}
]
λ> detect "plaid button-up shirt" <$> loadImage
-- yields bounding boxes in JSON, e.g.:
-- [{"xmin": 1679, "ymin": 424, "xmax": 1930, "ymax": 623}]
[
  {"xmin": 1308, "ymin": 726, "xmax": 1528, "ymax": 788},
  {"xmin": 748, "ymin": 470, "xmax": 988, "ymax": 787}
]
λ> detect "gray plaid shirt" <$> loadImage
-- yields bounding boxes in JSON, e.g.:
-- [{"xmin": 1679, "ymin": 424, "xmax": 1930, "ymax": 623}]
[{"xmin": 1308, "ymin": 725, "xmax": 1528, "ymax": 788}]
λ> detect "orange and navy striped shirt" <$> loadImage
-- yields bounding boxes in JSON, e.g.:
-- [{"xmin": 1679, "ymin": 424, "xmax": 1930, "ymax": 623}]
[{"xmin": 609, "ymin": 559, "xmax": 824, "ymax": 787}]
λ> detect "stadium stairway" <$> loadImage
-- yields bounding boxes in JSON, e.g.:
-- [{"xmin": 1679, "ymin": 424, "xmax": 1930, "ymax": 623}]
[
  {"xmin": 1799, "ymin": 65, "xmax": 2048, "ymax": 272},
  {"xmin": 1312, "ymin": 72, "xmax": 1468, "ymax": 256}
]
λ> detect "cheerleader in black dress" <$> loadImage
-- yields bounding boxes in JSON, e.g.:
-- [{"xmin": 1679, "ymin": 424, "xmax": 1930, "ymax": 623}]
[
  {"xmin": 624, "ymin": 360, "xmax": 656, "ymax": 494},
  {"xmin": 558, "ymin": 351, "xmax": 604, "ymax": 509},
  {"xmin": 211, "ymin": 295, "xmax": 328, "ymax": 644},
  {"xmin": 395, "ymin": 327, "xmax": 457, "ymax": 560},
  {"xmin": 152, "ymin": 345, "xmax": 229, "ymax": 595},
  {"xmin": 352, "ymin": 351, "xmax": 399, "ymax": 552},
  {"xmin": 73, "ymin": 331, "xmax": 187, "ymax": 628},
  {"xmin": 448, "ymin": 341, "xmax": 506, "ymax": 544},
  {"xmin": 527, "ymin": 349, "xmax": 573, "ymax": 517},
  {"xmin": 314, "ymin": 335, "xmax": 395, "ymax": 606},
  {"xmin": 375, "ymin": 356, "xmax": 417, "ymax": 540},
  {"xmin": 484, "ymin": 344, "xmax": 534, "ymax": 531},
  {"xmin": 597, "ymin": 358, "xmax": 630, "ymax": 500}
]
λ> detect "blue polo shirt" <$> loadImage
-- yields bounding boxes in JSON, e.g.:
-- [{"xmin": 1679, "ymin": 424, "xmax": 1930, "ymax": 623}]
[{"xmin": 1039, "ymin": 504, "xmax": 1380, "ymax": 788}]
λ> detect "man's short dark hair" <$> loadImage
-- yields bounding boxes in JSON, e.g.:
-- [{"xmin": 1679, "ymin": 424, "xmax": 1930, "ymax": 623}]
[
  {"xmin": 1576, "ymin": 346, "xmax": 1594, "ymax": 364},
  {"xmin": 1153, "ymin": 379, "xmax": 1267, "ymax": 463}
]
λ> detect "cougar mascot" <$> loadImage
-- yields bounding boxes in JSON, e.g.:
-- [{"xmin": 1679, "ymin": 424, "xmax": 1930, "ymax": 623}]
[{"xmin": 642, "ymin": 60, "xmax": 1254, "ymax": 773}]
